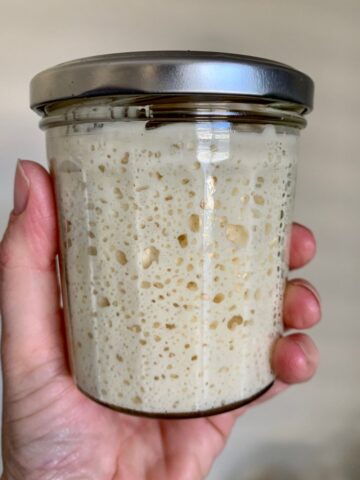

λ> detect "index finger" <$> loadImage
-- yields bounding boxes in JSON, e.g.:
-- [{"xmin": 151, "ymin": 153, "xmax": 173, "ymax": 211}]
[{"xmin": 289, "ymin": 223, "xmax": 316, "ymax": 270}]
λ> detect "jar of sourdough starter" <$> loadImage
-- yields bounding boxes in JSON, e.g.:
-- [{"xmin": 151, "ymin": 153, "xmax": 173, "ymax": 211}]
[{"xmin": 30, "ymin": 51, "xmax": 314, "ymax": 418}]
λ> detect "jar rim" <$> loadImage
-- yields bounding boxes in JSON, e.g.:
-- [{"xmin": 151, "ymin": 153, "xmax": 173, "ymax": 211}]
[
  {"xmin": 30, "ymin": 50, "xmax": 314, "ymax": 115},
  {"xmin": 38, "ymin": 96, "xmax": 307, "ymax": 130}
]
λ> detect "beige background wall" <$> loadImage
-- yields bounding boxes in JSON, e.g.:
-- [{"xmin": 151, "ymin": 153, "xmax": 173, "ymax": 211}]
[{"xmin": 1, "ymin": 1, "xmax": 359, "ymax": 478}]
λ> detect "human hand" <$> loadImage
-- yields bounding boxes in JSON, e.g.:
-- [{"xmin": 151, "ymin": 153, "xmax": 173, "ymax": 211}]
[{"xmin": 0, "ymin": 160, "xmax": 321, "ymax": 480}]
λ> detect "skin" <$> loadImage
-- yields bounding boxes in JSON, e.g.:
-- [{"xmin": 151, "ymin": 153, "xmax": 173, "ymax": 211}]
[{"xmin": 0, "ymin": 160, "xmax": 321, "ymax": 480}]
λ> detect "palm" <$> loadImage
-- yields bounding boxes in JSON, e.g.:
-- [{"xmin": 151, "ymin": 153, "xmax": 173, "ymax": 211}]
[
  {"xmin": 4, "ymin": 353, "xmax": 232, "ymax": 479},
  {"xmin": 1, "ymin": 161, "xmax": 320, "ymax": 480}
]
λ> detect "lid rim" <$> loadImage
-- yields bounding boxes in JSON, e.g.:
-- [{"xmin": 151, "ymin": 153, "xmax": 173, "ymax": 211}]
[{"xmin": 30, "ymin": 50, "xmax": 314, "ymax": 114}]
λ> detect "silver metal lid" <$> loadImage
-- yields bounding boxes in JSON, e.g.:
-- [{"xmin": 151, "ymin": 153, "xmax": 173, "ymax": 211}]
[{"xmin": 30, "ymin": 50, "xmax": 314, "ymax": 114}]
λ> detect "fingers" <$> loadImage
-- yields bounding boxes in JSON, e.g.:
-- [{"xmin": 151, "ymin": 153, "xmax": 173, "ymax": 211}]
[
  {"xmin": 232, "ymin": 332, "xmax": 319, "ymax": 418},
  {"xmin": 283, "ymin": 279, "xmax": 321, "ymax": 330},
  {"xmin": 231, "ymin": 331, "xmax": 319, "ymax": 419},
  {"xmin": 271, "ymin": 333, "xmax": 319, "ymax": 384},
  {"xmin": 0, "ymin": 160, "xmax": 65, "ymax": 381},
  {"xmin": 289, "ymin": 223, "xmax": 316, "ymax": 270}
]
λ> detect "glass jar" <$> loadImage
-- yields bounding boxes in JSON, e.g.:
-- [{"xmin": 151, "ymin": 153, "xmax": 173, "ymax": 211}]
[{"xmin": 30, "ymin": 51, "xmax": 314, "ymax": 418}]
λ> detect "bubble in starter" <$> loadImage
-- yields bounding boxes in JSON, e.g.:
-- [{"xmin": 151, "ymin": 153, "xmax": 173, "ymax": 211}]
[
  {"xmin": 225, "ymin": 224, "xmax": 249, "ymax": 246},
  {"xmin": 178, "ymin": 234, "xmax": 188, "ymax": 248},
  {"xmin": 213, "ymin": 293, "xmax": 225, "ymax": 303},
  {"xmin": 186, "ymin": 281, "xmax": 198, "ymax": 291},
  {"xmin": 209, "ymin": 321, "xmax": 218, "ymax": 330},
  {"xmin": 265, "ymin": 223, "xmax": 272, "ymax": 235},
  {"xmin": 227, "ymin": 315, "xmax": 244, "ymax": 331},
  {"xmin": 189, "ymin": 214, "xmax": 201, "ymax": 232},
  {"xmin": 121, "ymin": 152, "xmax": 129, "ymax": 164},
  {"xmin": 254, "ymin": 194, "xmax": 265, "ymax": 205},
  {"xmin": 142, "ymin": 246, "xmax": 160, "ymax": 269},
  {"xmin": 116, "ymin": 250, "xmax": 128, "ymax": 265},
  {"xmin": 114, "ymin": 187, "xmax": 123, "ymax": 199},
  {"xmin": 98, "ymin": 296, "xmax": 110, "ymax": 308}
]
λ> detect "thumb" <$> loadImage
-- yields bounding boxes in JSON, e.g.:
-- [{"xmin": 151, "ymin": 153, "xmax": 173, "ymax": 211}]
[{"xmin": 0, "ymin": 160, "xmax": 67, "ymax": 388}]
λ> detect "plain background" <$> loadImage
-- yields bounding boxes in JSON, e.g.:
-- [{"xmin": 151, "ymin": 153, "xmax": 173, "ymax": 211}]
[{"xmin": 1, "ymin": 1, "xmax": 359, "ymax": 478}]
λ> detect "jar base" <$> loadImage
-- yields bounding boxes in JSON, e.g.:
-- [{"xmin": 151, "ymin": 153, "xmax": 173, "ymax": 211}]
[{"xmin": 77, "ymin": 380, "xmax": 275, "ymax": 419}]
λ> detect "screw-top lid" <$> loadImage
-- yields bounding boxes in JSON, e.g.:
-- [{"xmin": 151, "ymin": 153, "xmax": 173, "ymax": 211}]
[{"xmin": 30, "ymin": 50, "xmax": 314, "ymax": 114}]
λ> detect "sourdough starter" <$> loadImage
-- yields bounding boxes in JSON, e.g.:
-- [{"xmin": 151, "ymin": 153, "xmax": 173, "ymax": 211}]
[{"xmin": 47, "ymin": 120, "xmax": 298, "ymax": 415}]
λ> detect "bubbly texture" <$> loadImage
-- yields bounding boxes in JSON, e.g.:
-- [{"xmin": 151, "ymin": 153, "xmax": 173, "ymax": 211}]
[{"xmin": 47, "ymin": 120, "xmax": 298, "ymax": 415}]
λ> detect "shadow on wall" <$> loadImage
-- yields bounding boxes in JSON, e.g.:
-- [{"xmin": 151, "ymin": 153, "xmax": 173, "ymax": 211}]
[{"xmin": 227, "ymin": 418, "xmax": 360, "ymax": 480}]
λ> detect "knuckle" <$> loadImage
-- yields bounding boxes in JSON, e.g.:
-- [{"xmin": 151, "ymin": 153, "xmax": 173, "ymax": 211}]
[
  {"xmin": 0, "ymin": 213, "xmax": 57, "ymax": 273},
  {"xmin": 0, "ymin": 221, "xmax": 18, "ymax": 271},
  {"xmin": 0, "ymin": 236, "xmax": 12, "ymax": 271}
]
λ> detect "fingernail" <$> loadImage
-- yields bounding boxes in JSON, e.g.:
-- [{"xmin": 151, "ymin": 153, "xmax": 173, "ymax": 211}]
[
  {"xmin": 295, "ymin": 338, "xmax": 319, "ymax": 364},
  {"xmin": 291, "ymin": 279, "xmax": 321, "ymax": 305},
  {"xmin": 13, "ymin": 160, "xmax": 30, "ymax": 215}
]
